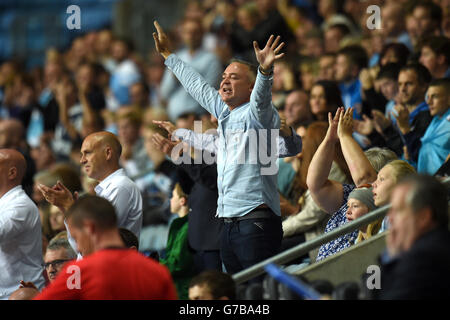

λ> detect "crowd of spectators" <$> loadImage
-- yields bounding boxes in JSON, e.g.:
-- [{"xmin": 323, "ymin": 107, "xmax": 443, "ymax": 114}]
[{"xmin": 0, "ymin": 0, "xmax": 449, "ymax": 300}]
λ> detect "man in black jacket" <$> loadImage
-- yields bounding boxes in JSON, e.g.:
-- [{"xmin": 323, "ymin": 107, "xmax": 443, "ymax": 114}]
[{"xmin": 373, "ymin": 174, "xmax": 450, "ymax": 299}]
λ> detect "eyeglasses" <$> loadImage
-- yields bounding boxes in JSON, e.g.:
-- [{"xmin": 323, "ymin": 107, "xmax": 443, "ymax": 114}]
[{"xmin": 44, "ymin": 259, "xmax": 72, "ymax": 270}]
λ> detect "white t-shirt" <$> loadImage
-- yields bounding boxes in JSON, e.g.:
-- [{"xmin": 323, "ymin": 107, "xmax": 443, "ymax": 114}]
[{"xmin": 0, "ymin": 186, "xmax": 45, "ymax": 299}]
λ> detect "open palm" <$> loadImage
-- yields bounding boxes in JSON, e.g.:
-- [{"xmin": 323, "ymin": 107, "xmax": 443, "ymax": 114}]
[{"xmin": 253, "ymin": 35, "xmax": 285, "ymax": 71}]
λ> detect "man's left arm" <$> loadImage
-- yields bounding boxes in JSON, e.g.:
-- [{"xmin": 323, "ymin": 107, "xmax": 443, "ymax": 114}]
[{"xmin": 250, "ymin": 35, "xmax": 285, "ymax": 126}]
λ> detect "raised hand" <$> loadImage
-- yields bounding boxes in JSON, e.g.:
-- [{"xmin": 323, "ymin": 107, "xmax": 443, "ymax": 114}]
[
  {"xmin": 325, "ymin": 107, "xmax": 344, "ymax": 142},
  {"xmin": 151, "ymin": 133, "xmax": 179, "ymax": 157},
  {"xmin": 338, "ymin": 107, "xmax": 354, "ymax": 138},
  {"xmin": 153, "ymin": 21, "xmax": 172, "ymax": 59},
  {"xmin": 253, "ymin": 35, "xmax": 285, "ymax": 73},
  {"xmin": 37, "ymin": 181, "xmax": 75, "ymax": 213},
  {"xmin": 354, "ymin": 114, "xmax": 374, "ymax": 136},
  {"xmin": 371, "ymin": 110, "xmax": 391, "ymax": 134},
  {"xmin": 393, "ymin": 104, "xmax": 410, "ymax": 134},
  {"xmin": 152, "ymin": 120, "xmax": 177, "ymax": 140},
  {"xmin": 279, "ymin": 113, "xmax": 292, "ymax": 137}
]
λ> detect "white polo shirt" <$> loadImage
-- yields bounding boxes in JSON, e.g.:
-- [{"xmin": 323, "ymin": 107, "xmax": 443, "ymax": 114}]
[
  {"xmin": 67, "ymin": 169, "xmax": 143, "ymax": 257},
  {"xmin": 94, "ymin": 168, "xmax": 143, "ymax": 238},
  {"xmin": 0, "ymin": 185, "xmax": 45, "ymax": 299}
]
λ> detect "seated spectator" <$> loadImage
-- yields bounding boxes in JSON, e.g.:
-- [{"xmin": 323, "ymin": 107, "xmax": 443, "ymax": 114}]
[
  {"xmin": 281, "ymin": 121, "xmax": 352, "ymax": 262},
  {"xmin": 272, "ymin": 60, "xmax": 297, "ymax": 109},
  {"xmin": 380, "ymin": 3, "xmax": 411, "ymax": 50},
  {"xmin": 160, "ymin": 183, "xmax": 196, "ymax": 300},
  {"xmin": 317, "ymin": 53, "xmax": 336, "ymax": 81},
  {"xmin": 306, "ymin": 108, "xmax": 399, "ymax": 261},
  {"xmin": 370, "ymin": 63, "xmax": 433, "ymax": 159},
  {"xmin": 373, "ymin": 174, "xmax": 450, "ymax": 299},
  {"xmin": 109, "ymin": 38, "xmax": 141, "ymax": 109},
  {"xmin": 44, "ymin": 238, "xmax": 77, "ymax": 283},
  {"xmin": 378, "ymin": 43, "xmax": 411, "ymax": 68},
  {"xmin": 129, "ymin": 81, "xmax": 151, "ymax": 109},
  {"xmin": 335, "ymin": 45, "xmax": 368, "ymax": 120},
  {"xmin": 324, "ymin": 23, "xmax": 351, "ymax": 53},
  {"xmin": 309, "ymin": 80, "xmax": 342, "ymax": 121},
  {"xmin": 188, "ymin": 270, "xmax": 236, "ymax": 300},
  {"xmin": 283, "ymin": 89, "xmax": 313, "ymax": 132},
  {"xmin": 346, "ymin": 187, "xmax": 381, "ymax": 244},
  {"xmin": 34, "ymin": 195, "xmax": 177, "ymax": 300},
  {"xmin": 410, "ymin": 78, "xmax": 450, "ymax": 174},
  {"xmin": 419, "ymin": 36, "xmax": 450, "ymax": 79},
  {"xmin": 48, "ymin": 205, "xmax": 66, "ymax": 236},
  {"xmin": 116, "ymin": 106, "xmax": 151, "ymax": 178}
]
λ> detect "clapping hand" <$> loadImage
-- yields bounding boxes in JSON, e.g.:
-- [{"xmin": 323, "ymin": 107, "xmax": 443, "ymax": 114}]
[{"xmin": 325, "ymin": 107, "xmax": 344, "ymax": 142}]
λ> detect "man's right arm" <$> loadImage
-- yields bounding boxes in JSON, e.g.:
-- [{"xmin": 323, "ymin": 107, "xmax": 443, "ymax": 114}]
[
  {"xmin": 153, "ymin": 21, "xmax": 222, "ymax": 119},
  {"xmin": 164, "ymin": 55, "xmax": 223, "ymax": 119}
]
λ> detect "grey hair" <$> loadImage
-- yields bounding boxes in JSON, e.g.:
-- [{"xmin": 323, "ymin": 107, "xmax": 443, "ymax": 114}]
[
  {"xmin": 364, "ymin": 147, "xmax": 398, "ymax": 173},
  {"xmin": 46, "ymin": 238, "xmax": 77, "ymax": 259}
]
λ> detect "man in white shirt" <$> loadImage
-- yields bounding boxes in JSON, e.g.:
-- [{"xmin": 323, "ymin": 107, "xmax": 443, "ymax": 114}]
[
  {"xmin": 38, "ymin": 131, "xmax": 143, "ymax": 245},
  {"xmin": 0, "ymin": 149, "xmax": 45, "ymax": 299}
]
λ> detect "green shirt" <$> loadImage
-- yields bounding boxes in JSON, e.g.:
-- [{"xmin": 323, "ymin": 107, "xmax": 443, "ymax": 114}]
[{"xmin": 160, "ymin": 215, "xmax": 195, "ymax": 300}]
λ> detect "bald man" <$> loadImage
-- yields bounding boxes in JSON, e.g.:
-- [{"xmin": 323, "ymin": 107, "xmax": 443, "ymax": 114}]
[
  {"xmin": 0, "ymin": 149, "xmax": 45, "ymax": 300},
  {"xmin": 38, "ymin": 132, "xmax": 143, "ymax": 247},
  {"xmin": 0, "ymin": 119, "xmax": 36, "ymax": 197}
]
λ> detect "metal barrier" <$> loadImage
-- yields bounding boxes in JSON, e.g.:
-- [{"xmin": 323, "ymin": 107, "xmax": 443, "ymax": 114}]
[{"xmin": 232, "ymin": 176, "xmax": 450, "ymax": 284}]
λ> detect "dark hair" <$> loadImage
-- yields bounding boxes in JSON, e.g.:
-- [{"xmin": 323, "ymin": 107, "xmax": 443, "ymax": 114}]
[
  {"xmin": 312, "ymin": 80, "xmax": 344, "ymax": 114},
  {"xmin": 337, "ymin": 45, "xmax": 368, "ymax": 71},
  {"xmin": 400, "ymin": 63, "xmax": 432, "ymax": 85},
  {"xmin": 376, "ymin": 62, "xmax": 402, "ymax": 81},
  {"xmin": 379, "ymin": 43, "xmax": 411, "ymax": 67},
  {"xmin": 119, "ymin": 228, "xmax": 139, "ymax": 249},
  {"xmin": 399, "ymin": 174, "xmax": 449, "ymax": 228},
  {"xmin": 420, "ymin": 36, "xmax": 450, "ymax": 66},
  {"xmin": 66, "ymin": 195, "xmax": 117, "ymax": 231},
  {"xmin": 189, "ymin": 270, "xmax": 236, "ymax": 300},
  {"xmin": 429, "ymin": 78, "xmax": 450, "ymax": 91},
  {"xmin": 412, "ymin": 0, "xmax": 443, "ymax": 30}
]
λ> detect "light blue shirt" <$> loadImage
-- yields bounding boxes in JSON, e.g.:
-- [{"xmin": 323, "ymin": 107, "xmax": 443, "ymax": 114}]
[
  {"xmin": 161, "ymin": 48, "xmax": 222, "ymax": 121},
  {"xmin": 173, "ymin": 127, "xmax": 302, "ymax": 158},
  {"xmin": 418, "ymin": 108, "xmax": 450, "ymax": 174},
  {"xmin": 165, "ymin": 54, "xmax": 281, "ymax": 218}
]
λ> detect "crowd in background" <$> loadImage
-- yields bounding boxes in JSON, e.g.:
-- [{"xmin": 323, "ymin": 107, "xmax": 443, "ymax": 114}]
[{"xmin": 0, "ymin": 0, "xmax": 449, "ymax": 300}]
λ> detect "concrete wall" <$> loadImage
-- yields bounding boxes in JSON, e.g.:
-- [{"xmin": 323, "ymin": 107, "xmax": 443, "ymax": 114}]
[{"xmin": 294, "ymin": 232, "xmax": 387, "ymax": 286}]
